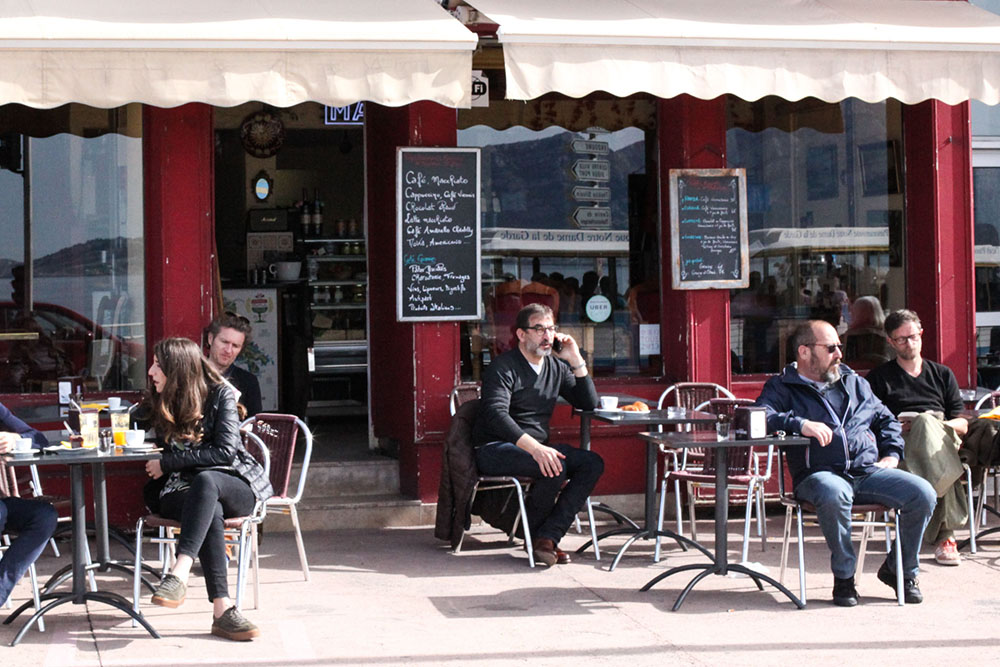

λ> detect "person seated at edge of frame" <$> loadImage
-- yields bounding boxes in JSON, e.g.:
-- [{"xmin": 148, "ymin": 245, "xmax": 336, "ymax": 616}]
[
  {"xmin": 205, "ymin": 312, "xmax": 262, "ymax": 417},
  {"xmin": 472, "ymin": 303, "xmax": 603, "ymax": 567},
  {"xmin": 866, "ymin": 309, "xmax": 969, "ymax": 567},
  {"xmin": 755, "ymin": 320, "xmax": 936, "ymax": 607},
  {"xmin": 143, "ymin": 337, "xmax": 272, "ymax": 641},
  {"xmin": 0, "ymin": 402, "xmax": 57, "ymax": 606}
]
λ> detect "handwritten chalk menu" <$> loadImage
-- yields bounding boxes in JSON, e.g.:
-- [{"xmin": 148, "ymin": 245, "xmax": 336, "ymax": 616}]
[
  {"xmin": 396, "ymin": 148, "xmax": 482, "ymax": 321},
  {"xmin": 669, "ymin": 168, "xmax": 749, "ymax": 290}
]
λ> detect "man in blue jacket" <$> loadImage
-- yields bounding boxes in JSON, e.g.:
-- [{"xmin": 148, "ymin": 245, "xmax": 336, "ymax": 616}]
[{"xmin": 756, "ymin": 320, "xmax": 935, "ymax": 606}]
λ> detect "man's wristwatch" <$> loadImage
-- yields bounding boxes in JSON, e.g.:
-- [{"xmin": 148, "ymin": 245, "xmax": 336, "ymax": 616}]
[{"xmin": 569, "ymin": 361, "xmax": 586, "ymax": 372}]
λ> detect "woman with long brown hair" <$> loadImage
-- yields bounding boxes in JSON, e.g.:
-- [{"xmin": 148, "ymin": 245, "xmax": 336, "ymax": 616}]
[{"xmin": 142, "ymin": 337, "xmax": 271, "ymax": 641}]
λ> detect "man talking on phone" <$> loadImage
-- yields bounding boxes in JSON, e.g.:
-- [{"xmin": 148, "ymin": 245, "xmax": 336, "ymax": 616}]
[{"xmin": 473, "ymin": 303, "xmax": 602, "ymax": 567}]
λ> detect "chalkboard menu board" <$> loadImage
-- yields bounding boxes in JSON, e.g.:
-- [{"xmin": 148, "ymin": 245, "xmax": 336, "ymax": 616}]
[
  {"xmin": 396, "ymin": 148, "xmax": 482, "ymax": 321},
  {"xmin": 669, "ymin": 168, "xmax": 749, "ymax": 290}
]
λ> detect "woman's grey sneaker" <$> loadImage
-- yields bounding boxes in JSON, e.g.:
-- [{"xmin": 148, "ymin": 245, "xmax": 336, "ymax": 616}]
[
  {"xmin": 150, "ymin": 574, "xmax": 187, "ymax": 608},
  {"xmin": 212, "ymin": 606, "xmax": 260, "ymax": 641}
]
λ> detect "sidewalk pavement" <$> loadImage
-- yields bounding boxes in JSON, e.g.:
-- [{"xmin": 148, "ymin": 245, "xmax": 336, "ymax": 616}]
[{"xmin": 2, "ymin": 515, "xmax": 1000, "ymax": 666}]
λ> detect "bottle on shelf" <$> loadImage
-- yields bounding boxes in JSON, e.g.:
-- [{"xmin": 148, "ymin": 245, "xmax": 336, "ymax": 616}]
[
  {"xmin": 312, "ymin": 188, "xmax": 324, "ymax": 236},
  {"xmin": 300, "ymin": 187, "xmax": 312, "ymax": 238},
  {"xmin": 333, "ymin": 285, "xmax": 344, "ymax": 303}
]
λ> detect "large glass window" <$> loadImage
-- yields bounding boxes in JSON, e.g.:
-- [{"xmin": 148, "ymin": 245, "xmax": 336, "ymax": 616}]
[
  {"xmin": 727, "ymin": 98, "xmax": 906, "ymax": 374},
  {"xmin": 457, "ymin": 98, "xmax": 659, "ymax": 379},
  {"xmin": 0, "ymin": 104, "xmax": 145, "ymax": 394}
]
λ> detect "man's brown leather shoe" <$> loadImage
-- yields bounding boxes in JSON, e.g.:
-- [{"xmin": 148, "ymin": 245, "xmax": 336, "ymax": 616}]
[
  {"xmin": 531, "ymin": 538, "xmax": 559, "ymax": 567},
  {"xmin": 555, "ymin": 548, "xmax": 571, "ymax": 565}
]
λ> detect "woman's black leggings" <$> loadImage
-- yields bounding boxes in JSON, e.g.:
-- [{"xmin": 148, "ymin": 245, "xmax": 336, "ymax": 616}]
[{"xmin": 156, "ymin": 471, "xmax": 255, "ymax": 601}]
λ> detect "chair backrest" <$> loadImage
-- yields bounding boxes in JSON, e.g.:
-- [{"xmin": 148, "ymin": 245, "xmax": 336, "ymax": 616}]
[
  {"xmin": 658, "ymin": 382, "xmax": 735, "ymax": 410},
  {"xmin": 241, "ymin": 430, "xmax": 271, "ymax": 481},
  {"xmin": 240, "ymin": 413, "xmax": 313, "ymax": 502},
  {"xmin": 975, "ymin": 390, "xmax": 1000, "ymax": 410},
  {"xmin": 449, "ymin": 383, "xmax": 481, "ymax": 416},
  {"xmin": 691, "ymin": 397, "xmax": 759, "ymax": 475}
]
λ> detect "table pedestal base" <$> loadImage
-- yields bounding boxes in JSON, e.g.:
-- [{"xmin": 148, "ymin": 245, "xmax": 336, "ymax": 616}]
[
  {"xmin": 640, "ymin": 561, "xmax": 805, "ymax": 611},
  {"xmin": 5, "ymin": 590, "xmax": 160, "ymax": 646},
  {"xmin": 576, "ymin": 527, "xmax": 714, "ymax": 571}
]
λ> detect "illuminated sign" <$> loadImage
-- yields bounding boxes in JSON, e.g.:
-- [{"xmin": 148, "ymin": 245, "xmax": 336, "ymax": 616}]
[{"xmin": 324, "ymin": 103, "xmax": 365, "ymax": 126}]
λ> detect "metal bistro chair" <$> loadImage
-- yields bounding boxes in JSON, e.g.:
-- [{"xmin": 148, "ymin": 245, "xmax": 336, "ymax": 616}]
[
  {"xmin": 132, "ymin": 430, "xmax": 271, "ymax": 617},
  {"xmin": 652, "ymin": 382, "xmax": 735, "ymax": 562},
  {"xmin": 447, "ymin": 395, "xmax": 536, "ymax": 567},
  {"xmin": 776, "ymin": 447, "xmax": 905, "ymax": 606},
  {"xmin": 655, "ymin": 398, "xmax": 771, "ymax": 565},
  {"xmin": 964, "ymin": 391, "xmax": 1000, "ymax": 546},
  {"xmin": 240, "ymin": 413, "xmax": 314, "ymax": 581},
  {"xmin": 0, "ymin": 459, "xmax": 45, "ymax": 632}
]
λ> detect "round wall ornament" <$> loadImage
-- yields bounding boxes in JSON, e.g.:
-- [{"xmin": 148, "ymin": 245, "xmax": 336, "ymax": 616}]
[{"xmin": 240, "ymin": 111, "xmax": 285, "ymax": 158}]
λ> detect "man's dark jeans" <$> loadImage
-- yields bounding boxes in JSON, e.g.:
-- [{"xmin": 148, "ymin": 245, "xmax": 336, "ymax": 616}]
[
  {"xmin": 475, "ymin": 442, "xmax": 604, "ymax": 544},
  {"xmin": 0, "ymin": 497, "xmax": 58, "ymax": 605}
]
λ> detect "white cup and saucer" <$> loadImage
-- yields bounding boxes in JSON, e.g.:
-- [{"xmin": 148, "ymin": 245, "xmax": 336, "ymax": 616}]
[
  {"xmin": 124, "ymin": 429, "xmax": 148, "ymax": 449},
  {"xmin": 598, "ymin": 396, "xmax": 619, "ymax": 412},
  {"xmin": 12, "ymin": 436, "xmax": 35, "ymax": 457}
]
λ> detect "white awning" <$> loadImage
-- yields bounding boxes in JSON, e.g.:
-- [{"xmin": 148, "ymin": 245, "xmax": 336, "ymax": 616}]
[
  {"xmin": 470, "ymin": 0, "xmax": 1000, "ymax": 105},
  {"xmin": 0, "ymin": 0, "xmax": 477, "ymax": 109}
]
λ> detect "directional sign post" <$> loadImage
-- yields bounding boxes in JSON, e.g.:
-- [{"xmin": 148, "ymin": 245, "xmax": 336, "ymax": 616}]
[
  {"xmin": 573, "ymin": 207, "xmax": 612, "ymax": 227},
  {"xmin": 571, "ymin": 139, "xmax": 609, "ymax": 155},
  {"xmin": 572, "ymin": 186, "xmax": 611, "ymax": 202},
  {"xmin": 571, "ymin": 159, "xmax": 610, "ymax": 182}
]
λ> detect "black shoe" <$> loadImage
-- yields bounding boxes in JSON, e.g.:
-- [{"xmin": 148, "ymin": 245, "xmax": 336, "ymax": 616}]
[
  {"xmin": 832, "ymin": 576, "xmax": 858, "ymax": 607},
  {"xmin": 211, "ymin": 606, "xmax": 260, "ymax": 641},
  {"xmin": 876, "ymin": 560, "xmax": 923, "ymax": 604}
]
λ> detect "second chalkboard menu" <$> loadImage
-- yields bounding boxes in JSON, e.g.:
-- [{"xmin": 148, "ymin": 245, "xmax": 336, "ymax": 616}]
[
  {"xmin": 669, "ymin": 168, "xmax": 749, "ymax": 290},
  {"xmin": 396, "ymin": 147, "xmax": 482, "ymax": 321}
]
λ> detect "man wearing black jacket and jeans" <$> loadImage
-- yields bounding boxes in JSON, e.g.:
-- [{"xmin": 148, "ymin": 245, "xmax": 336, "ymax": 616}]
[{"xmin": 473, "ymin": 303, "xmax": 603, "ymax": 567}]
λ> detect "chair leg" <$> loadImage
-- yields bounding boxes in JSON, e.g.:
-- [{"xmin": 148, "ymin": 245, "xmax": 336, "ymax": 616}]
[
  {"xmin": 454, "ymin": 486, "xmax": 479, "ymax": 555},
  {"xmin": 234, "ymin": 522, "xmax": 251, "ymax": 610},
  {"xmin": 673, "ymin": 478, "xmax": 684, "ymax": 536},
  {"xmin": 27, "ymin": 562, "xmax": 44, "ymax": 633},
  {"xmin": 585, "ymin": 496, "xmax": 600, "ymax": 562},
  {"xmin": 288, "ymin": 505, "xmax": 310, "ymax": 581},
  {"xmin": 857, "ymin": 512, "xmax": 873, "ymax": 576},
  {"xmin": 654, "ymin": 478, "xmax": 668, "ymax": 563},
  {"xmin": 573, "ymin": 514, "xmax": 582, "ymax": 534},
  {"xmin": 512, "ymin": 479, "xmax": 534, "ymax": 568},
  {"xmin": 47, "ymin": 536, "xmax": 60, "ymax": 559},
  {"xmin": 756, "ymin": 484, "xmax": 768, "ymax": 550},
  {"xmin": 893, "ymin": 511, "xmax": 904, "ymax": 606},
  {"xmin": 687, "ymin": 483, "xmax": 698, "ymax": 542},
  {"xmin": 795, "ymin": 506, "xmax": 806, "ymax": 605},
  {"xmin": 965, "ymin": 466, "xmax": 977, "ymax": 554},
  {"xmin": 132, "ymin": 517, "xmax": 145, "ymax": 628},
  {"xmin": 251, "ymin": 524, "xmax": 261, "ymax": 610},
  {"xmin": 740, "ymin": 480, "xmax": 755, "ymax": 564},
  {"xmin": 779, "ymin": 506, "xmax": 792, "ymax": 585}
]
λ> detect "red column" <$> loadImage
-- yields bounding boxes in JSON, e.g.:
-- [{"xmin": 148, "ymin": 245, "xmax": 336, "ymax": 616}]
[
  {"xmin": 366, "ymin": 102, "xmax": 459, "ymax": 500},
  {"xmin": 143, "ymin": 104, "xmax": 216, "ymax": 349},
  {"xmin": 902, "ymin": 101, "xmax": 975, "ymax": 385},
  {"xmin": 657, "ymin": 95, "xmax": 732, "ymax": 387}
]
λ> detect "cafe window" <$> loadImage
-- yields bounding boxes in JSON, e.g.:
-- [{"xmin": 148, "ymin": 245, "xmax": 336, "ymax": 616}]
[
  {"xmin": 726, "ymin": 97, "xmax": 906, "ymax": 375},
  {"xmin": 457, "ymin": 98, "xmax": 660, "ymax": 380},
  {"xmin": 0, "ymin": 104, "xmax": 146, "ymax": 394}
]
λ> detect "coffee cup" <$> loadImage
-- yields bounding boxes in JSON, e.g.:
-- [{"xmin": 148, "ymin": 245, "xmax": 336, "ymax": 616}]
[
  {"xmin": 599, "ymin": 396, "xmax": 618, "ymax": 410},
  {"xmin": 125, "ymin": 429, "xmax": 146, "ymax": 447},
  {"xmin": 15, "ymin": 437, "xmax": 33, "ymax": 452},
  {"xmin": 107, "ymin": 396, "xmax": 121, "ymax": 410}
]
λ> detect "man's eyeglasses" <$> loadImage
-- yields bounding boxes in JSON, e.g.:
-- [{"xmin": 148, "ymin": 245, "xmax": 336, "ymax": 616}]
[
  {"xmin": 523, "ymin": 325, "xmax": 558, "ymax": 334},
  {"xmin": 808, "ymin": 343, "xmax": 844, "ymax": 354},
  {"xmin": 890, "ymin": 332, "xmax": 922, "ymax": 345}
]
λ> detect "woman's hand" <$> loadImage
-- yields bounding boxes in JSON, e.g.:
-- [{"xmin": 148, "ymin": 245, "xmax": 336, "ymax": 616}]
[{"xmin": 145, "ymin": 459, "xmax": 163, "ymax": 479}]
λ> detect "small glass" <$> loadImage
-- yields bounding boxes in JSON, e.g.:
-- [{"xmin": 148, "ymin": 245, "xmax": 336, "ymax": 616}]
[
  {"xmin": 98, "ymin": 428, "xmax": 113, "ymax": 455},
  {"xmin": 111, "ymin": 409, "xmax": 130, "ymax": 447},
  {"xmin": 716, "ymin": 415, "xmax": 732, "ymax": 441},
  {"xmin": 666, "ymin": 406, "xmax": 684, "ymax": 419}
]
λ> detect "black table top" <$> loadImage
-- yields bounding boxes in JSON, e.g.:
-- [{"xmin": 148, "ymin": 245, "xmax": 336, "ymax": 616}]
[
  {"xmin": 638, "ymin": 431, "xmax": 811, "ymax": 449},
  {"xmin": 589, "ymin": 407, "xmax": 717, "ymax": 425},
  {"xmin": 3, "ymin": 448, "xmax": 160, "ymax": 467}
]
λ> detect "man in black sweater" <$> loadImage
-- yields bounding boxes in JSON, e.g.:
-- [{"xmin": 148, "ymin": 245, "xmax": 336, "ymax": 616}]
[
  {"xmin": 867, "ymin": 309, "xmax": 967, "ymax": 566},
  {"xmin": 473, "ymin": 303, "xmax": 602, "ymax": 567},
  {"xmin": 205, "ymin": 313, "xmax": 263, "ymax": 417}
]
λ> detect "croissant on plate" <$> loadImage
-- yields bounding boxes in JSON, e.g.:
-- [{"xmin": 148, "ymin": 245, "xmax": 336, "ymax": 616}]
[{"xmin": 621, "ymin": 401, "xmax": 650, "ymax": 412}]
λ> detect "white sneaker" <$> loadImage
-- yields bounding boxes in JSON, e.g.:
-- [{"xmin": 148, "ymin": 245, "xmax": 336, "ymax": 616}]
[{"xmin": 934, "ymin": 538, "xmax": 961, "ymax": 566}]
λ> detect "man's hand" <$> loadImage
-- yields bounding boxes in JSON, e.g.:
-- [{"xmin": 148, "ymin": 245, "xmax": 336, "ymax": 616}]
[
  {"xmin": 801, "ymin": 420, "xmax": 833, "ymax": 446},
  {"xmin": 874, "ymin": 456, "xmax": 898, "ymax": 469},
  {"xmin": 945, "ymin": 417, "xmax": 969, "ymax": 437},
  {"xmin": 0, "ymin": 432, "xmax": 19, "ymax": 454},
  {"xmin": 553, "ymin": 334, "xmax": 586, "ymax": 375},
  {"xmin": 530, "ymin": 444, "xmax": 566, "ymax": 477}
]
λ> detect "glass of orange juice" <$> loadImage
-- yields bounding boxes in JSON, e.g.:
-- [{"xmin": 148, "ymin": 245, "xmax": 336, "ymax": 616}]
[{"xmin": 111, "ymin": 409, "xmax": 130, "ymax": 446}]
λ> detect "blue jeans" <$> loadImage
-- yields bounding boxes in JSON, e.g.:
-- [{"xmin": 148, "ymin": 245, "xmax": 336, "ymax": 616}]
[
  {"xmin": 795, "ymin": 468, "xmax": 936, "ymax": 579},
  {"xmin": 0, "ymin": 497, "xmax": 58, "ymax": 605},
  {"xmin": 475, "ymin": 442, "xmax": 604, "ymax": 544}
]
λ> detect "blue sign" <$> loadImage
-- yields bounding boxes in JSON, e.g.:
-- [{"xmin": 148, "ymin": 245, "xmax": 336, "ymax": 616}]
[{"xmin": 324, "ymin": 103, "xmax": 365, "ymax": 126}]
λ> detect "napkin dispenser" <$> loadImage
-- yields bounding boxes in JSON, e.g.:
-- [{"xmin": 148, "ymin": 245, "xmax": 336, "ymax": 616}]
[{"xmin": 733, "ymin": 406, "xmax": 767, "ymax": 440}]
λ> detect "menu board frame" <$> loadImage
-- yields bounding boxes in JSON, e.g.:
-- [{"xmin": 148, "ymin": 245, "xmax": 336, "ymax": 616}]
[
  {"xmin": 669, "ymin": 168, "xmax": 749, "ymax": 290},
  {"xmin": 396, "ymin": 147, "xmax": 482, "ymax": 321}
]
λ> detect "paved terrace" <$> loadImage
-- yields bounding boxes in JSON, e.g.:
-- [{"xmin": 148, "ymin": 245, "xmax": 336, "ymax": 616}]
[{"xmin": 2, "ymin": 516, "xmax": 999, "ymax": 666}]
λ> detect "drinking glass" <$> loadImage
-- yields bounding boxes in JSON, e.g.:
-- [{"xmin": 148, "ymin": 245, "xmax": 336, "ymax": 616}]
[{"xmin": 111, "ymin": 409, "xmax": 130, "ymax": 447}]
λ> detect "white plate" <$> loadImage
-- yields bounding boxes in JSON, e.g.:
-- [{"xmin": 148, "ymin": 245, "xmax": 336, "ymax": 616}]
[
  {"xmin": 594, "ymin": 407, "xmax": 622, "ymax": 414},
  {"xmin": 44, "ymin": 445, "xmax": 96, "ymax": 456},
  {"xmin": 10, "ymin": 450, "xmax": 37, "ymax": 458},
  {"xmin": 122, "ymin": 443, "xmax": 156, "ymax": 451}
]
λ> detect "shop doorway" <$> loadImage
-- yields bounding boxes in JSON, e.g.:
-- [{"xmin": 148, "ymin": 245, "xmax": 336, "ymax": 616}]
[
  {"xmin": 213, "ymin": 103, "xmax": 372, "ymax": 455},
  {"xmin": 973, "ymin": 142, "xmax": 1000, "ymax": 388}
]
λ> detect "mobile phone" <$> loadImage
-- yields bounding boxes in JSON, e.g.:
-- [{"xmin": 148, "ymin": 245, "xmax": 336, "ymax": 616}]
[{"xmin": 552, "ymin": 338, "xmax": 563, "ymax": 353}]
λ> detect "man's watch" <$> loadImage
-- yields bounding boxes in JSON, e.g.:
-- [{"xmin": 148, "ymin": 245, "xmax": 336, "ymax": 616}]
[{"xmin": 569, "ymin": 361, "xmax": 586, "ymax": 372}]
